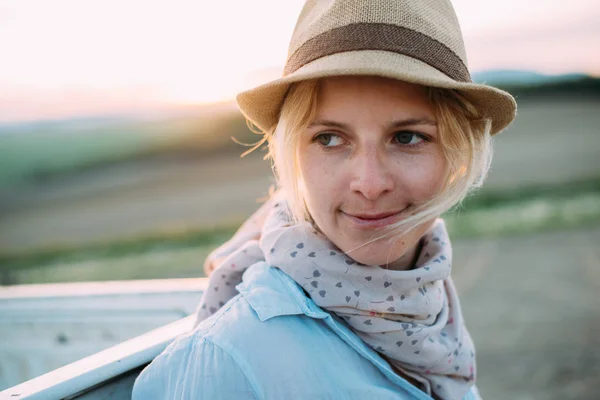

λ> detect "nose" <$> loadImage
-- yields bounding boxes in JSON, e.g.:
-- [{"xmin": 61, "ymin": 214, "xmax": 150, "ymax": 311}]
[{"xmin": 348, "ymin": 147, "xmax": 394, "ymax": 201}]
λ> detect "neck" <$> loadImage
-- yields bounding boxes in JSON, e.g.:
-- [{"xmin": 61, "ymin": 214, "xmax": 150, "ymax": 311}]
[{"xmin": 382, "ymin": 237, "xmax": 424, "ymax": 271}]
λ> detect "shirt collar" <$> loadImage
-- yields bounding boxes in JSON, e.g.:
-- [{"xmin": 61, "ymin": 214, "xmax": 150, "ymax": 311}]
[
  {"xmin": 235, "ymin": 262, "xmax": 329, "ymax": 322},
  {"xmin": 234, "ymin": 263, "xmax": 434, "ymax": 399}
]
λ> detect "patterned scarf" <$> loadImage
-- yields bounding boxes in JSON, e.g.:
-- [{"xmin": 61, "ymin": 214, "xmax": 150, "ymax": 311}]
[{"xmin": 194, "ymin": 193, "xmax": 476, "ymax": 400}]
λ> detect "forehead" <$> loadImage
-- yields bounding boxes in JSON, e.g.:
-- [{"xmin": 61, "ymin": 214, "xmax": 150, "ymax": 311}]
[{"xmin": 315, "ymin": 76, "xmax": 434, "ymax": 118}]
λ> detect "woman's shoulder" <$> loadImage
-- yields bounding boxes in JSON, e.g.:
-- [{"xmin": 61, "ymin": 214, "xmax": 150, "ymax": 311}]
[
  {"xmin": 132, "ymin": 289, "xmax": 352, "ymax": 399},
  {"xmin": 132, "ymin": 317, "xmax": 257, "ymax": 399},
  {"xmin": 132, "ymin": 264, "xmax": 484, "ymax": 399},
  {"xmin": 133, "ymin": 264, "xmax": 431, "ymax": 399},
  {"xmin": 191, "ymin": 273, "xmax": 345, "ymax": 376},
  {"xmin": 131, "ymin": 292, "xmax": 295, "ymax": 400},
  {"xmin": 193, "ymin": 291, "xmax": 313, "ymax": 356},
  {"xmin": 193, "ymin": 262, "xmax": 331, "ymax": 352}
]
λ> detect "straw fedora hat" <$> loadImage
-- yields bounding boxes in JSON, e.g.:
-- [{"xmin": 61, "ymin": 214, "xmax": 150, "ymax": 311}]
[{"xmin": 236, "ymin": 0, "xmax": 516, "ymax": 135}]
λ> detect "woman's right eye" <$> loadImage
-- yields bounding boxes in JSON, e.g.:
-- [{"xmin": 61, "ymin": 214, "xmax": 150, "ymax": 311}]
[{"xmin": 315, "ymin": 133, "xmax": 344, "ymax": 147}]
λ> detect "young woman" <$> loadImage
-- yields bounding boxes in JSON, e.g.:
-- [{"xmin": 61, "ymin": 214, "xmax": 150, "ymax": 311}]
[{"xmin": 132, "ymin": 1, "xmax": 516, "ymax": 399}]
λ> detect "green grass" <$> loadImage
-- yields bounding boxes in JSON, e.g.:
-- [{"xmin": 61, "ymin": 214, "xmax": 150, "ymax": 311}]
[
  {"xmin": 445, "ymin": 192, "xmax": 600, "ymax": 237},
  {"xmin": 444, "ymin": 178, "xmax": 600, "ymax": 236},
  {"xmin": 6, "ymin": 247, "xmax": 218, "ymax": 285},
  {"xmin": 0, "ymin": 122, "xmax": 157, "ymax": 188},
  {"xmin": 0, "ymin": 222, "xmax": 238, "ymax": 281},
  {"xmin": 458, "ymin": 179, "xmax": 600, "ymax": 209},
  {"xmin": 0, "ymin": 108, "xmax": 256, "ymax": 189},
  {"xmin": 1, "ymin": 180, "xmax": 599, "ymax": 285}
]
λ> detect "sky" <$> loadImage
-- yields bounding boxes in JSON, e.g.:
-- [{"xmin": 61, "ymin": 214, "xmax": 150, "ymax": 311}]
[{"xmin": 0, "ymin": 0, "xmax": 599, "ymax": 122}]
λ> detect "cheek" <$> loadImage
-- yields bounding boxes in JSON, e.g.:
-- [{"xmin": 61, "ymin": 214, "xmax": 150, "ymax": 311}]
[
  {"xmin": 399, "ymin": 151, "xmax": 447, "ymax": 200},
  {"xmin": 298, "ymin": 150, "xmax": 344, "ymax": 213}
]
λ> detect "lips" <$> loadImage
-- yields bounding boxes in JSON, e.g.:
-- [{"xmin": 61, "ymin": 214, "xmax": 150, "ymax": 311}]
[
  {"xmin": 349, "ymin": 212, "xmax": 398, "ymax": 220},
  {"xmin": 341, "ymin": 208, "xmax": 406, "ymax": 229}
]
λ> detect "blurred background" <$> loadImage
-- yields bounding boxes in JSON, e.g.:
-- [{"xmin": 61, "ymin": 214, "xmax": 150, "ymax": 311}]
[{"xmin": 0, "ymin": 0, "xmax": 599, "ymax": 398}]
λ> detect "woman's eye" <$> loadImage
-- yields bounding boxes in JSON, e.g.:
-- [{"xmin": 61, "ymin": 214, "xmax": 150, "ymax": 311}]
[
  {"xmin": 315, "ymin": 133, "xmax": 344, "ymax": 147},
  {"xmin": 394, "ymin": 132, "xmax": 425, "ymax": 146}
]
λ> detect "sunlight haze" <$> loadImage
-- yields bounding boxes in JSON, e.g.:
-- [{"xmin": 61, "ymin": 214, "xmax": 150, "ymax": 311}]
[{"xmin": 1, "ymin": 0, "xmax": 598, "ymax": 121}]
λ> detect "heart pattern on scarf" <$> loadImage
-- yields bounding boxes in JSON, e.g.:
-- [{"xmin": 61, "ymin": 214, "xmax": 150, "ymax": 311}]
[{"xmin": 194, "ymin": 194, "xmax": 476, "ymax": 400}]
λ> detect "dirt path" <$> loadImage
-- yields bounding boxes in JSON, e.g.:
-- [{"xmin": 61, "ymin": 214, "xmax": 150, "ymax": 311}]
[
  {"xmin": 453, "ymin": 226, "xmax": 600, "ymax": 400},
  {"xmin": 0, "ymin": 150, "xmax": 274, "ymax": 253}
]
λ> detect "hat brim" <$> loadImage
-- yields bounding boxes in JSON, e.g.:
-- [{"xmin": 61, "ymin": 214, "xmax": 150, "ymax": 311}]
[{"xmin": 236, "ymin": 50, "xmax": 517, "ymax": 135}]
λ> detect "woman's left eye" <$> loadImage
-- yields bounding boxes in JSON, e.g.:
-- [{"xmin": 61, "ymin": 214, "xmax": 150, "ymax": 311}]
[{"xmin": 393, "ymin": 131, "xmax": 426, "ymax": 146}]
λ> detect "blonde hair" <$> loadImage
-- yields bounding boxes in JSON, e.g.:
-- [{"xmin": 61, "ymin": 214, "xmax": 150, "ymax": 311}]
[{"xmin": 257, "ymin": 78, "xmax": 492, "ymax": 244}]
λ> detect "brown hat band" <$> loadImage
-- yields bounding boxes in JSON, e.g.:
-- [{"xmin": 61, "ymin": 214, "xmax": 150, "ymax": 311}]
[{"xmin": 284, "ymin": 22, "xmax": 471, "ymax": 83}]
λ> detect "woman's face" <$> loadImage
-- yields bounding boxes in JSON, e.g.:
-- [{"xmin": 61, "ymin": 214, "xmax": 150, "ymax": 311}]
[{"xmin": 298, "ymin": 76, "xmax": 446, "ymax": 270}]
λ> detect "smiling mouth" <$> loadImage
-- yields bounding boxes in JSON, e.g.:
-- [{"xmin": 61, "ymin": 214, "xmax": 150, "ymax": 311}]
[
  {"xmin": 341, "ymin": 208, "xmax": 407, "ymax": 229},
  {"xmin": 349, "ymin": 212, "xmax": 397, "ymax": 219}
]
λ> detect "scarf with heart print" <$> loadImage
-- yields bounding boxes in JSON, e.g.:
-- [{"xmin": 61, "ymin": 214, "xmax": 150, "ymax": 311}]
[{"xmin": 194, "ymin": 192, "xmax": 476, "ymax": 400}]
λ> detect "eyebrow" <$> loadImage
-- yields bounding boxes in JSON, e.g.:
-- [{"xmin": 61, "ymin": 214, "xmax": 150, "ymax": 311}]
[{"xmin": 308, "ymin": 117, "xmax": 437, "ymax": 130}]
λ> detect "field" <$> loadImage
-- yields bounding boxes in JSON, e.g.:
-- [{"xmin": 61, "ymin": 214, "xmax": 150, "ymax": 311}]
[
  {"xmin": 0, "ymin": 94, "xmax": 599, "ymax": 285},
  {"xmin": 1, "ymin": 96, "xmax": 599, "ymax": 255},
  {"xmin": 0, "ymin": 94, "xmax": 599, "ymax": 399}
]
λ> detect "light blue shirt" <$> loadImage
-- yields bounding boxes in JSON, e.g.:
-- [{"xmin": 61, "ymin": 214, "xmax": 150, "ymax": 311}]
[{"xmin": 132, "ymin": 262, "xmax": 481, "ymax": 399}]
